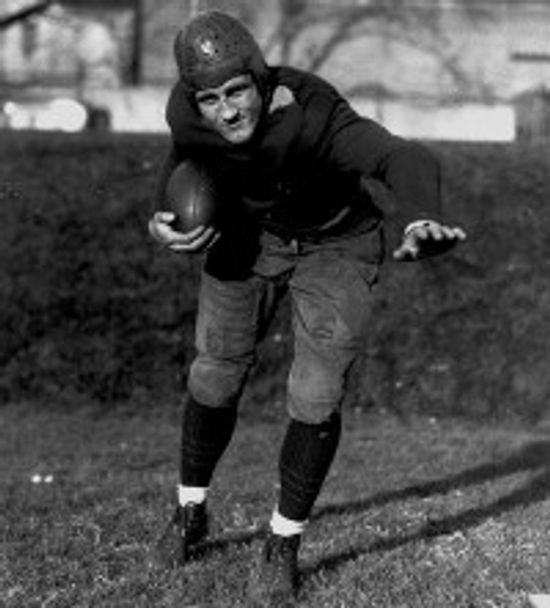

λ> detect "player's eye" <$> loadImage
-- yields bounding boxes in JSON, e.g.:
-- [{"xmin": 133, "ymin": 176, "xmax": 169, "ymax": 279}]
[
  {"xmin": 196, "ymin": 93, "xmax": 219, "ymax": 107},
  {"xmin": 227, "ymin": 84, "xmax": 251, "ymax": 100}
]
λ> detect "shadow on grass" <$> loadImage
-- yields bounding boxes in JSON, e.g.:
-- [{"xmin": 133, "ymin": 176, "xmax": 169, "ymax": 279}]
[
  {"xmin": 205, "ymin": 527, "xmax": 264, "ymax": 554},
  {"xmin": 307, "ymin": 438, "xmax": 550, "ymax": 575}
]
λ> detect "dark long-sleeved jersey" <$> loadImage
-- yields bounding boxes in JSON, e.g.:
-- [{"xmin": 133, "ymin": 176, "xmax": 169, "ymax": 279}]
[{"xmin": 158, "ymin": 66, "xmax": 441, "ymax": 241}]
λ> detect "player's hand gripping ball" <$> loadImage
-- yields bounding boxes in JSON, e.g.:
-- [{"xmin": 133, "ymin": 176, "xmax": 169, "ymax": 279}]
[{"xmin": 164, "ymin": 161, "xmax": 219, "ymax": 232}]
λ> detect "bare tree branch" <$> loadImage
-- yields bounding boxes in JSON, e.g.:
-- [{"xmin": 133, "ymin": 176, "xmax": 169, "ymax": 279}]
[
  {"xmin": 271, "ymin": 0, "xmax": 495, "ymax": 99},
  {"xmin": 0, "ymin": 0, "xmax": 52, "ymax": 31}
]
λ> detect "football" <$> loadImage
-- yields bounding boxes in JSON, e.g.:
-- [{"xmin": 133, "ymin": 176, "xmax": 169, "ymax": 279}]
[{"xmin": 164, "ymin": 161, "xmax": 219, "ymax": 232}]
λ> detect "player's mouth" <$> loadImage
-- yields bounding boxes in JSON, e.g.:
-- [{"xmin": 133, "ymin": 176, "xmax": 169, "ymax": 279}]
[{"xmin": 221, "ymin": 115, "xmax": 255, "ymax": 142}]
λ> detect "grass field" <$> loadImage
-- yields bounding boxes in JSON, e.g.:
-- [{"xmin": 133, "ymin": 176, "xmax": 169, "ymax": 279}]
[
  {"xmin": 3, "ymin": 132, "xmax": 550, "ymax": 606},
  {"xmin": 2, "ymin": 401, "xmax": 550, "ymax": 607}
]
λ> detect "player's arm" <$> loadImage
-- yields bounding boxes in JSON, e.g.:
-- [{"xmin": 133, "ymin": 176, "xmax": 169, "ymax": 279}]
[
  {"xmin": 148, "ymin": 146, "xmax": 219, "ymax": 253},
  {"xmin": 324, "ymin": 101, "xmax": 466, "ymax": 260},
  {"xmin": 366, "ymin": 140, "xmax": 466, "ymax": 260}
]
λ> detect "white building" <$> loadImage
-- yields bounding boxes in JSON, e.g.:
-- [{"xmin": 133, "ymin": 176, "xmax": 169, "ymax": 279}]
[{"xmin": 1, "ymin": 0, "xmax": 549, "ymax": 140}]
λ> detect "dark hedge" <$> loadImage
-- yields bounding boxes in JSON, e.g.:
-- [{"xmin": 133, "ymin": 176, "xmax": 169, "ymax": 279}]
[{"xmin": 1, "ymin": 131, "xmax": 550, "ymax": 421}]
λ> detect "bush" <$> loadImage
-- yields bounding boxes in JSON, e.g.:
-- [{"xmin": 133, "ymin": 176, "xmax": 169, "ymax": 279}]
[
  {"xmin": 355, "ymin": 141, "xmax": 550, "ymax": 422},
  {"xmin": 2, "ymin": 132, "xmax": 550, "ymax": 421},
  {"xmin": 0, "ymin": 132, "xmax": 200, "ymax": 404}
]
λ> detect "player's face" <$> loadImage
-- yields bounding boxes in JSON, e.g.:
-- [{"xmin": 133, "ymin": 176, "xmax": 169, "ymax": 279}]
[{"xmin": 195, "ymin": 74, "xmax": 263, "ymax": 144}]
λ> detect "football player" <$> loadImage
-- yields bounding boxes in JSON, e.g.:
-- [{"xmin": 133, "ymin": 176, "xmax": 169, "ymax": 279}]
[{"xmin": 149, "ymin": 10, "xmax": 465, "ymax": 605}]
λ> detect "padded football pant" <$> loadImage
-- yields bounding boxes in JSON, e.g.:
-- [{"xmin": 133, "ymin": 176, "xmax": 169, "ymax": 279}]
[
  {"xmin": 181, "ymin": 227, "xmax": 382, "ymax": 518},
  {"xmin": 188, "ymin": 227, "xmax": 382, "ymax": 422}
]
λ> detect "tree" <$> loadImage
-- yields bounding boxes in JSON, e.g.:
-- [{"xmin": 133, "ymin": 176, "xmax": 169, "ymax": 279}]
[
  {"xmin": 0, "ymin": 1, "xmax": 52, "ymax": 31},
  {"xmin": 265, "ymin": 0, "xmax": 494, "ymax": 100}
]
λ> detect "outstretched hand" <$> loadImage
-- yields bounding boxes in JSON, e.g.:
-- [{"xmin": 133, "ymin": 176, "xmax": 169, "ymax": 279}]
[{"xmin": 393, "ymin": 220, "xmax": 466, "ymax": 262}]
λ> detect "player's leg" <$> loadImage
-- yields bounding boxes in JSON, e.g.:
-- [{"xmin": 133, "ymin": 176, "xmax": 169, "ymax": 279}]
[
  {"xmin": 280, "ymin": 250, "xmax": 379, "ymax": 522},
  {"xmin": 158, "ymin": 270, "xmax": 273, "ymax": 566},
  {"xmin": 252, "ymin": 241, "xmax": 380, "ymax": 602}
]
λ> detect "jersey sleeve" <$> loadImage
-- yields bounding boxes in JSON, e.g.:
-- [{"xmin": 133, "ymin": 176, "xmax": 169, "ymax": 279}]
[{"xmin": 323, "ymin": 100, "xmax": 442, "ymax": 229}]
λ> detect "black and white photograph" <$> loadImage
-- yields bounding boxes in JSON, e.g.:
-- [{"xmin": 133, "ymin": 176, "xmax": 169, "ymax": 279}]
[{"xmin": 1, "ymin": 1, "xmax": 549, "ymax": 606}]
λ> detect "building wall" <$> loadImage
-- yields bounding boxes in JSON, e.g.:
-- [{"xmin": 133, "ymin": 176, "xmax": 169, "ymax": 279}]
[
  {"xmin": 1, "ymin": 0, "xmax": 550, "ymax": 139},
  {"xmin": 133, "ymin": 0, "xmax": 550, "ymax": 141},
  {"xmin": 0, "ymin": 1, "xmax": 132, "ymax": 87},
  {"xmin": 3, "ymin": 0, "xmax": 549, "ymax": 98}
]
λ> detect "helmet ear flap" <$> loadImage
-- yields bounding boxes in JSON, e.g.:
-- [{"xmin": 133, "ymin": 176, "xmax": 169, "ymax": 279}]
[{"xmin": 174, "ymin": 10, "xmax": 270, "ymax": 94}]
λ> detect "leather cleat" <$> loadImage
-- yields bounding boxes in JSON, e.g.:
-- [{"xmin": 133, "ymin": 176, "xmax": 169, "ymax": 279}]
[
  {"xmin": 155, "ymin": 502, "xmax": 209, "ymax": 568},
  {"xmin": 249, "ymin": 531, "xmax": 301, "ymax": 607}
]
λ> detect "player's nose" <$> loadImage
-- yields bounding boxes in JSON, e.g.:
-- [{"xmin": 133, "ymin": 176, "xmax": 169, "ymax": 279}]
[{"xmin": 219, "ymin": 98, "xmax": 239, "ymax": 121}]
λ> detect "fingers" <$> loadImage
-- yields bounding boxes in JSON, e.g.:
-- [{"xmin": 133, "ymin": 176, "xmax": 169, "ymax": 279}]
[
  {"xmin": 423, "ymin": 223, "xmax": 466, "ymax": 242},
  {"xmin": 169, "ymin": 226, "xmax": 220, "ymax": 253},
  {"xmin": 148, "ymin": 211, "xmax": 219, "ymax": 253},
  {"xmin": 407, "ymin": 220, "xmax": 465, "ymax": 242},
  {"xmin": 431, "ymin": 224, "xmax": 467, "ymax": 243},
  {"xmin": 148, "ymin": 211, "xmax": 176, "ymax": 242},
  {"xmin": 393, "ymin": 233, "xmax": 421, "ymax": 261},
  {"xmin": 449, "ymin": 226, "xmax": 467, "ymax": 241},
  {"xmin": 393, "ymin": 220, "xmax": 466, "ymax": 261}
]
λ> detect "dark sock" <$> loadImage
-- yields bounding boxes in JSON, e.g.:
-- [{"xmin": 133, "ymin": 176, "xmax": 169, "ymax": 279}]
[
  {"xmin": 278, "ymin": 412, "xmax": 342, "ymax": 522},
  {"xmin": 180, "ymin": 396, "xmax": 238, "ymax": 487}
]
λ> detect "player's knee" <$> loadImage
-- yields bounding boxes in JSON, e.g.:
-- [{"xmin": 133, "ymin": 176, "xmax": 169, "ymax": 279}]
[
  {"xmin": 287, "ymin": 395, "xmax": 340, "ymax": 424},
  {"xmin": 188, "ymin": 355, "xmax": 251, "ymax": 407},
  {"xmin": 287, "ymin": 362, "xmax": 344, "ymax": 424}
]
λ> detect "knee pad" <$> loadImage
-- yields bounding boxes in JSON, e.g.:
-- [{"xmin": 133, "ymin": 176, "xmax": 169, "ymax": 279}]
[
  {"xmin": 286, "ymin": 396, "xmax": 340, "ymax": 425},
  {"xmin": 286, "ymin": 361, "xmax": 344, "ymax": 424},
  {"xmin": 188, "ymin": 354, "xmax": 251, "ymax": 407}
]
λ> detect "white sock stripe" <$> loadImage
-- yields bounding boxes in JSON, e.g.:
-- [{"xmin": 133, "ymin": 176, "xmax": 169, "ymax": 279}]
[
  {"xmin": 270, "ymin": 508, "xmax": 307, "ymax": 537},
  {"xmin": 177, "ymin": 484, "xmax": 208, "ymax": 506}
]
